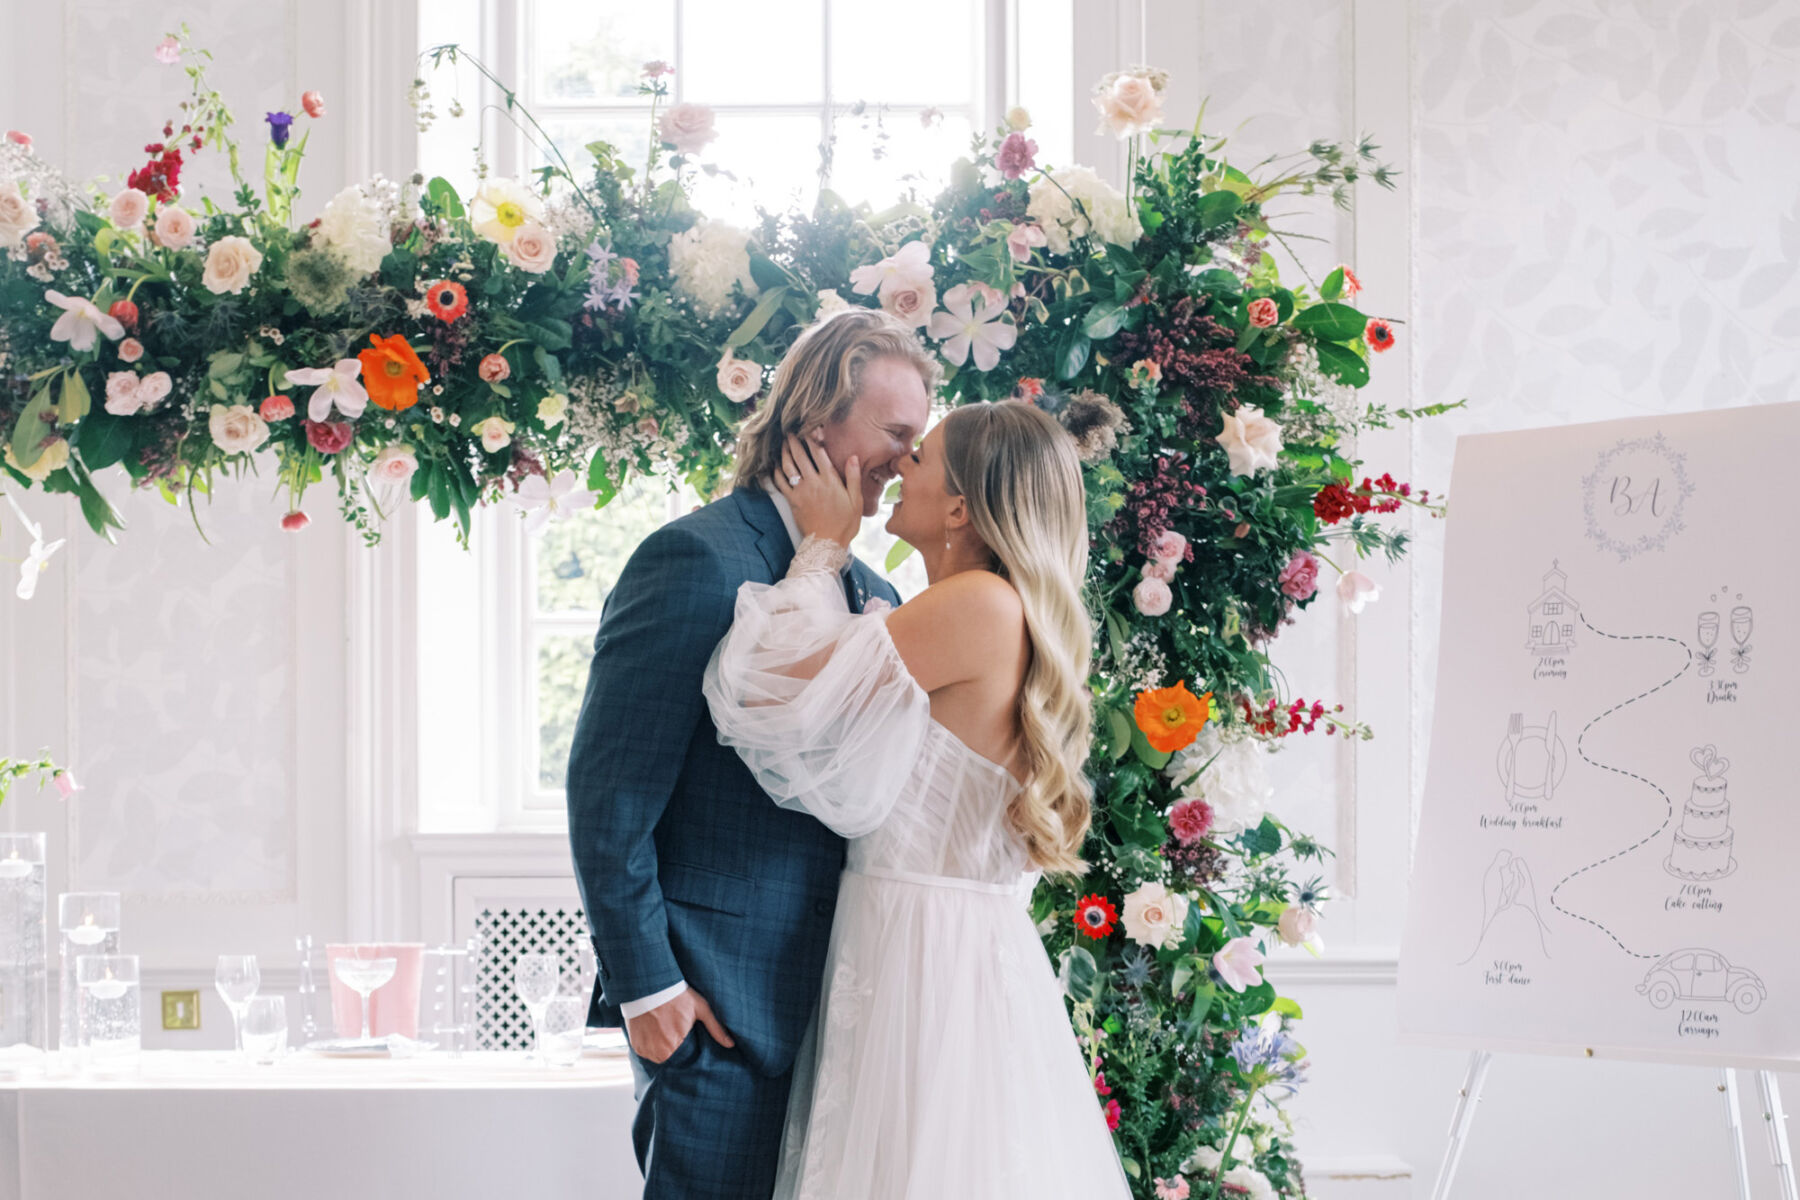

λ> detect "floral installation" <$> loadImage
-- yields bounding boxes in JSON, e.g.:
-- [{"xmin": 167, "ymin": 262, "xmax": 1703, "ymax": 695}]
[{"xmin": 0, "ymin": 32, "xmax": 1455, "ymax": 1199}]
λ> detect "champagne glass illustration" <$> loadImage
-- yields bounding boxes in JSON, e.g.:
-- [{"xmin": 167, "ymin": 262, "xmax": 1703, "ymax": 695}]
[
  {"xmin": 1730, "ymin": 606, "xmax": 1752, "ymax": 674},
  {"xmin": 1696, "ymin": 611, "xmax": 1719, "ymax": 677}
]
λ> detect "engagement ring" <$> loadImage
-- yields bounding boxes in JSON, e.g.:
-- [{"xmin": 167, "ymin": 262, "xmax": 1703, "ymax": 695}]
[{"xmin": 788, "ymin": 473, "xmax": 801, "ymax": 486}]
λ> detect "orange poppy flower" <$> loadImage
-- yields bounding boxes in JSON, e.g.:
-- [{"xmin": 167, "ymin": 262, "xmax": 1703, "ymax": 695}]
[
  {"xmin": 358, "ymin": 334, "xmax": 430, "ymax": 411},
  {"xmin": 1133, "ymin": 682, "xmax": 1212, "ymax": 754}
]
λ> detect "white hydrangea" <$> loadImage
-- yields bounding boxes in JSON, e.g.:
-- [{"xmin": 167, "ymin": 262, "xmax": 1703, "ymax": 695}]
[
  {"xmin": 1164, "ymin": 723, "xmax": 1272, "ymax": 835},
  {"xmin": 315, "ymin": 184, "xmax": 392, "ymax": 277},
  {"xmin": 668, "ymin": 220, "xmax": 759, "ymax": 317},
  {"xmin": 1026, "ymin": 165, "xmax": 1141, "ymax": 255},
  {"xmin": 1180, "ymin": 1142, "xmax": 1276, "ymax": 1200}
]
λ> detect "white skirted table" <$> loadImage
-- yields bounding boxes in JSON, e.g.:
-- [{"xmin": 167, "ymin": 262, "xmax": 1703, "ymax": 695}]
[{"xmin": 0, "ymin": 1051, "xmax": 642, "ymax": 1200}]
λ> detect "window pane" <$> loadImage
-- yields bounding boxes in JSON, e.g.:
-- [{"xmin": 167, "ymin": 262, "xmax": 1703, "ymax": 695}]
[
  {"xmin": 685, "ymin": 113, "xmax": 825, "ymax": 223},
  {"xmin": 540, "ymin": 116, "xmax": 656, "ymax": 191},
  {"xmin": 829, "ymin": 111, "xmax": 973, "ymax": 208},
  {"xmin": 531, "ymin": 0, "xmax": 675, "ymax": 103},
  {"xmin": 534, "ymin": 475, "xmax": 687, "ymax": 615},
  {"xmin": 535, "ymin": 633, "xmax": 595, "ymax": 791},
  {"xmin": 682, "ymin": 0, "xmax": 823, "ymax": 104},
  {"xmin": 830, "ymin": 0, "xmax": 979, "ymax": 106}
]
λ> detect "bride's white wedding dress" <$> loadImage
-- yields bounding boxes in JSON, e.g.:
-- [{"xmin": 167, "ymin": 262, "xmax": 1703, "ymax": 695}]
[{"xmin": 703, "ymin": 542, "xmax": 1130, "ymax": 1199}]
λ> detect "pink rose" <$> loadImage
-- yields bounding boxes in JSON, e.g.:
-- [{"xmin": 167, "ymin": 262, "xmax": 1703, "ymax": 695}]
[
  {"xmin": 1212, "ymin": 935, "xmax": 1265, "ymax": 993},
  {"xmin": 117, "ymin": 338, "xmax": 144, "ymax": 364},
  {"xmin": 109, "ymin": 188, "xmax": 150, "ymax": 230},
  {"xmin": 1277, "ymin": 906, "xmax": 1319, "ymax": 947},
  {"xmin": 478, "ymin": 354, "xmax": 510, "ymax": 383},
  {"xmin": 1278, "ymin": 550, "xmax": 1320, "ymax": 601},
  {"xmin": 1092, "ymin": 71, "xmax": 1164, "ymax": 138},
  {"xmin": 1143, "ymin": 559, "xmax": 1175, "ymax": 584},
  {"xmin": 1337, "ymin": 569, "xmax": 1380, "ymax": 615},
  {"xmin": 716, "ymin": 352, "xmax": 762, "ymax": 404},
  {"xmin": 281, "ymin": 510, "xmax": 311, "ymax": 532},
  {"xmin": 1246, "ymin": 296, "xmax": 1279, "ymax": 328},
  {"xmin": 371, "ymin": 444, "xmax": 418, "ymax": 485},
  {"xmin": 259, "ymin": 394, "xmax": 295, "ymax": 421},
  {"xmin": 658, "ymin": 102, "xmax": 718, "ymax": 155},
  {"xmin": 1005, "ymin": 222, "xmax": 1048, "ymax": 264},
  {"xmin": 1149, "ymin": 529, "xmax": 1187, "ymax": 565},
  {"xmin": 304, "ymin": 419, "xmax": 354, "ymax": 454},
  {"xmin": 473, "ymin": 416, "xmax": 515, "ymax": 454},
  {"xmin": 996, "ymin": 132, "xmax": 1038, "ymax": 180},
  {"xmin": 137, "ymin": 372, "xmax": 172, "ymax": 409},
  {"xmin": 880, "ymin": 281, "xmax": 935, "ymax": 329},
  {"xmin": 504, "ymin": 222, "xmax": 557, "ymax": 273},
  {"xmin": 153, "ymin": 205, "xmax": 196, "ymax": 249},
  {"xmin": 208, "ymin": 404, "xmax": 270, "ymax": 454},
  {"xmin": 1132, "ymin": 576, "xmax": 1172, "ymax": 617},
  {"xmin": 301, "ymin": 90, "xmax": 326, "ymax": 119},
  {"xmin": 1168, "ymin": 798, "xmax": 1213, "ymax": 845},
  {"xmin": 104, "ymin": 371, "xmax": 143, "ymax": 416}
]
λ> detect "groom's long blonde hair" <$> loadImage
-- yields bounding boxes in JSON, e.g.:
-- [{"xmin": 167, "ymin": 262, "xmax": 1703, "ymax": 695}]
[{"xmin": 940, "ymin": 402, "xmax": 1094, "ymax": 875}]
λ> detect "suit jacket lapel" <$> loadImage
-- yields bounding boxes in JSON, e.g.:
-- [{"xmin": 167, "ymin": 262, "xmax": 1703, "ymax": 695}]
[{"xmin": 733, "ymin": 487, "xmax": 794, "ymax": 582}]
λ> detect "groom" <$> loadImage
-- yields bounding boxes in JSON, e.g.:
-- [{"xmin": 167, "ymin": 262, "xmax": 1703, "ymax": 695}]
[{"xmin": 568, "ymin": 307, "xmax": 934, "ymax": 1197}]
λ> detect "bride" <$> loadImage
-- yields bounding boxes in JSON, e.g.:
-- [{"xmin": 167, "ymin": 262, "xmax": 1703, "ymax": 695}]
[{"xmin": 703, "ymin": 400, "xmax": 1130, "ymax": 1197}]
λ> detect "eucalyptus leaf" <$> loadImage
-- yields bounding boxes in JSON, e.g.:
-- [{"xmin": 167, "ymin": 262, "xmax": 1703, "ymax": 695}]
[{"xmin": 884, "ymin": 539, "xmax": 915, "ymax": 572}]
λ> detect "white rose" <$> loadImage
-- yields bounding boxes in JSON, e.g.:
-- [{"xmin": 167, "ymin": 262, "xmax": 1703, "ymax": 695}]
[
  {"xmin": 1166, "ymin": 725, "xmax": 1271, "ymax": 835},
  {"xmin": 137, "ymin": 372, "xmax": 173, "ymax": 410},
  {"xmin": 715, "ymin": 352, "xmax": 762, "ymax": 404},
  {"xmin": 202, "ymin": 235, "xmax": 263, "ymax": 295},
  {"xmin": 1006, "ymin": 105, "xmax": 1032, "ymax": 131},
  {"xmin": 316, "ymin": 184, "xmax": 393, "ymax": 275},
  {"xmin": 207, "ymin": 404, "xmax": 270, "ymax": 454},
  {"xmin": 1120, "ymin": 881, "xmax": 1189, "ymax": 949},
  {"xmin": 658, "ymin": 102, "xmax": 718, "ymax": 156},
  {"xmin": 537, "ymin": 393, "xmax": 568, "ymax": 428},
  {"xmin": 880, "ymin": 280, "xmax": 935, "ymax": 329},
  {"xmin": 1217, "ymin": 405, "xmax": 1283, "ymax": 476},
  {"xmin": 1092, "ymin": 69, "xmax": 1165, "ymax": 138},
  {"xmin": 153, "ymin": 205, "xmax": 196, "ymax": 249},
  {"xmin": 370, "ymin": 444, "xmax": 419, "ymax": 484},
  {"xmin": 109, "ymin": 188, "xmax": 149, "ymax": 230},
  {"xmin": 473, "ymin": 416, "xmax": 515, "ymax": 454},
  {"xmin": 504, "ymin": 222, "xmax": 557, "ymax": 273},
  {"xmin": 0, "ymin": 179, "xmax": 39, "ymax": 249}
]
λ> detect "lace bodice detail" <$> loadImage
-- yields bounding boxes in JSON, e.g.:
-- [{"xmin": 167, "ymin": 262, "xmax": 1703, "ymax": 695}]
[{"xmin": 702, "ymin": 561, "xmax": 1031, "ymax": 887}]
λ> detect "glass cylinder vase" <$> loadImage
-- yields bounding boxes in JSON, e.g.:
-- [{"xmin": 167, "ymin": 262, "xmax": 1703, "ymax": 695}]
[
  {"xmin": 77, "ymin": 953, "xmax": 140, "ymax": 1070},
  {"xmin": 57, "ymin": 892, "xmax": 120, "ymax": 1051},
  {"xmin": 0, "ymin": 833, "xmax": 48, "ymax": 1051}
]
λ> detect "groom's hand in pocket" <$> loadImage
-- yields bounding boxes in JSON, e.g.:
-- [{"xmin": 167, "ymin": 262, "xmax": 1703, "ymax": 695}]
[{"xmin": 625, "ymin": 987, "xmax": 736, "ymax": 1064}]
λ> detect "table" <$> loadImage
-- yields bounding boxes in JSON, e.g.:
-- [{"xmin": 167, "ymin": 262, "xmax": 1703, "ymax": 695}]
[{"xmin": 0, "ymin": 1051, "xmax": 643, "ymax": 1200}]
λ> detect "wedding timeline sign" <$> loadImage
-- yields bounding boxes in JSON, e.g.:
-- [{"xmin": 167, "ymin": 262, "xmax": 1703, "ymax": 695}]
[{"xmin": 1398, "ymin": 403, "xmax": 1800, "ymax": 1069}]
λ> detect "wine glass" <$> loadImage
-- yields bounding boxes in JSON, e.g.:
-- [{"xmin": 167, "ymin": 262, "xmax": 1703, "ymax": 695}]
[
  {"xmin": 513, "ymin": 953, "xmax": 561, "ymax": 1061},
  {"xmin": 1696, "ymin": 611, "xmax": 1719, "ymax": 677},
  {"xmin": 242, "ymin": 995, "xmax": 288, "ymax": 1065},
  {"xmin": 214, "ymin": 955, "xmax": 261, "ymax": 1055},
  {"xmin": 332, "ymin": 949, "xmax": 398, "ymax": 1043}
]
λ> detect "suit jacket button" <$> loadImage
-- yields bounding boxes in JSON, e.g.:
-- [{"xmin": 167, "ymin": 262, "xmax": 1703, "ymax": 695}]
[{"xmin": 813, "ymin": 898, "xmax": 833, "ymax": 918}]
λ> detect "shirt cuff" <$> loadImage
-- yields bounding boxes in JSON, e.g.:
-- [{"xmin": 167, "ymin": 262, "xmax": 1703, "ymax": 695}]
[{"xmin": 619, "ymin": 979, "xmax": 688, "ymax": 1019}]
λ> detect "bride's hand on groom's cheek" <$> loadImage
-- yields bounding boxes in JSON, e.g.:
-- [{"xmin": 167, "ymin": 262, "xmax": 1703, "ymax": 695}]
[{"xmin": 777, "ymin": 433, "xmax": 861, "ymax": 548}]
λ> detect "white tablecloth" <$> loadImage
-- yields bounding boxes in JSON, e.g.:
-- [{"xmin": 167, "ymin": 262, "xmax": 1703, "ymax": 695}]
[{"xmin": 0, "ymin": 1051, "xmax": 643, "ymax": 1200}]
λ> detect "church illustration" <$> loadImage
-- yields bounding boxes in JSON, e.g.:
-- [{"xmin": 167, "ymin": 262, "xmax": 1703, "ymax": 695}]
[{"xmin": 1526, "ymin": 562, "xmax": 1580, "ymax": 656}]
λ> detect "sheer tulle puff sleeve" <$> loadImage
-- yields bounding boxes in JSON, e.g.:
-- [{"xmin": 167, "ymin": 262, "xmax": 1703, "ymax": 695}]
[{"xmin": 703, "ymin": 568, "xmax": 930, "ymax": 839}]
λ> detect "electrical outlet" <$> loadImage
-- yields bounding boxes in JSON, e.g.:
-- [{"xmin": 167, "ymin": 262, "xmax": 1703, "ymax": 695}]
[{"xmin": 161, "ymin": 990, "xmax": 201, "ymax": 1030}]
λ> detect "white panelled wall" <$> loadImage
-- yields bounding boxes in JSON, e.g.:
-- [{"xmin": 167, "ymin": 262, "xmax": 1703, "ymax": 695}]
[{"xmin": 5, "ymin": 1, "xmax": 1800, "ymax": 1195}]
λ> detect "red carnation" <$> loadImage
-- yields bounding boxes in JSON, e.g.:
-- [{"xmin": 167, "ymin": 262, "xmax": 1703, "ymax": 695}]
[
  {"xmin": 1168, "ymin": 798, "xmax": 1214, "ymax": 846},
  {"xmin": 1312, "ymin": 482, "xmax": 1357, "ymax": 525},
  {"xmin": 1074, "ymin": 894, "xmax": 1119, "ymax": 940},
  {"xmin": 1364, "ymin": 317, "xmax": 1396, "ymax": 352},
  {"xmin": 304, "ymin": 419, "xmax": 353, "ymax": 454}
]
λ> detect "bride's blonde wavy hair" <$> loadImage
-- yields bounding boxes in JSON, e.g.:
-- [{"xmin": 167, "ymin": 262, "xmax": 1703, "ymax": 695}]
[{"xmin": 939, "ymin": 402, "xmax": 1094, "ymax": 875}]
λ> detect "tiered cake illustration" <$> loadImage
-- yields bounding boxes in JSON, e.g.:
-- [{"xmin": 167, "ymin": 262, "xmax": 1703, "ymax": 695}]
[{"xmin": 1664, "ymin": 745, "xmax": 1737, "ymax": 881}]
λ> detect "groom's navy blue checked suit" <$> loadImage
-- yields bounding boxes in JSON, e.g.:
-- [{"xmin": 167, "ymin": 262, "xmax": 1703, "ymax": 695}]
[{"xmin": 568, "ymin": 486, "xmax": 899, "ymax": 1199}]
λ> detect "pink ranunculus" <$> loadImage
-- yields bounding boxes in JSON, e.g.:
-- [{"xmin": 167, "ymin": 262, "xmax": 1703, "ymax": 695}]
[
  {"xmin": 1006, "ymin": 221, "xmax": 1048, "ymax": 264},
  {"xmin": 304, "ymin": 418, "xmax": 354, "ymax": 454},
  {"xmin": 1278, "ymin": 550, "xmax": 1321, "ymax": 601},
  {"xmin": 996, "ymin": 131, "xmax": 1038, "ymax": 180},
  {"xmin": 880, "ymin": 280, "xmax": 936, "ymax": 329},
  {"xmin": 154, "ymin": 36, "xmax": 181, "ymax": 65},
  {"xmin": 117, "ymin": 338, "xmax": 144, "ymax": 364},
  {"xmin": 371, "ymin": 444, "xmax": 418, "ymax": 485},
  {"xmin": 301, "ymin": 90, "xmax": 326, "ymax": 119},
  {"xmin": 153, "ymin": 204, "xmax": 196, "ymax": 249},
  {"xmin": 281, "ymin": 510, "xmax": 311, "ymax": 532},
  {"xmin": 1168, "ymin": 798, "xmax": 1214, "ymax": 846},
  {"xmin": 259, "ymin": 394, "xmax": 295, "ymax": 421},
  {"xmin": 658, "ymin": 102, "xmax": 718, "ymax": 156},
  {"xmin": 1277, "ymin": 905, "xmax": 1319, "ymax": 947},
  {"xmin": 1212, "ymin": 935, "xmax": 1265, "ymax": 993},
  {"xmin": 478, "ymin": 353, "xmax": 510, "ymax": 383},
  {"xmin": 1246, "ymin": 296, "xmax": 1279, "ymax": 328},
  {"xmin": 109, "ymin": 188, "xmax": 150, "ymax": 230},
  {"xmin": 1132, "ymin": 576, "xmax": 1172, "ymax": 617},
  {"xmin": 52, "ymin": 770, "xmax": 81, "ymax": 799},
  {"xmin": 641, "ymin": 60, "xmax": 673, "ymax": 79},
  {"xmin": 1337, "ymin": 569, "xmax": 1380, "ymax": 615},
  {"xmin": 5, "ymin": 130, "xmax": 30, "ymax": 148},
  {"xmin": 1150, "ymin": 529, "xmax": 1187, "ymax": 565},
  {"xmin": 1144, "ymin": 559, "xmax": 1175, "ymax": 584}
]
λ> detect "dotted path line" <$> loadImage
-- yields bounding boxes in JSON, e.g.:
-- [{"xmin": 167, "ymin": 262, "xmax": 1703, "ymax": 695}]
[{"xmin": 1547, "ymin": 611, "xmax": 1691, "ymax": 961}]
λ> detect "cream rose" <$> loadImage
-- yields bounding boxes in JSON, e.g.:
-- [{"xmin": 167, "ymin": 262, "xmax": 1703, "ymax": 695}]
[
  {"xmin": 1276, "ymin": 906, "xmax": 1320, "ymax": 948},
  {"xmin": 154, "ymin": 205, "xmax": 196, "ymax": 249},
  {"xmin": 716, "ymin": 352, "xmax": 762, "ymax": 404},
  {"xmin": 1006, "ymin": 105, "xmax": 1032, "ymax": 131},
  {"xmin": 371, "ymin": 444, "xmax": 419, "ymax": 485},
  {"xmin": 537, "ymin": 393, "xmax": 568, "ymax": 428},
  {"xmin": 0, "ymin": 180, "xmax": 38, "ymax": 249},
  {"xmin": 1217, "ymin": 405, "xmax": 1282, "ymax": 476},
  {"xmin": 208, "ymin": 404, "xmax": 270, "ymax": 454},
  {"xmin": 1093, "ymin": 70, "xmax": 1165, "ymax": 138},
  {"xmin": 658, "ymin": 102, "xmax": 718, "ymax": 155},
  {"xmin": 109, "ymin": 188, "xmax": 150, "ymax": 230},
  {"xmin": 137, "ymin": 372, "xmax": 173, "ymax": 410},
  {"xmin": 1121, "ymin": 881, "xmax": 1189, "ymax": 949},
  {"xmin": 202, "ymin": 235, "xmax": 263, "ymax": 295},
  {"xmin": 473, "ymin": 416, "xmax": 515, "ymax": 454},
  {"xmin": 504, "ymin": 222, "xmax": 557, "ymax": 274},
  {"xmin": 880, "ymin": 281, "xmax": 935, "ymax": 329}
]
